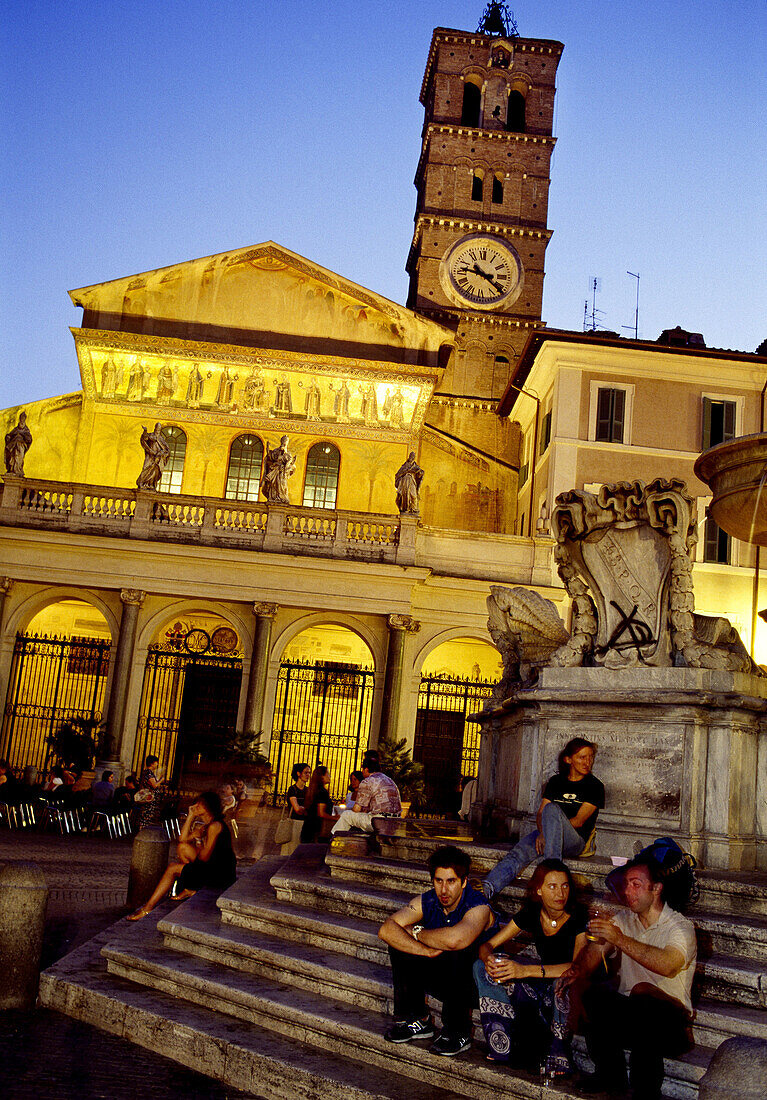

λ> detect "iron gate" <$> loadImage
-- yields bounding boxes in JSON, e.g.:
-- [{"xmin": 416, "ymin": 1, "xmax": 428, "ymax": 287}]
[
  {"xmin": 270, "ymin": 660, "xmax": 374, "ymax": 804},
  {"xmin": 414, "ymin": 674, "xmax": 496, "ymax": 813},
  {"xmin": 0, "ymin": 633, "xmax": 111, "ymax": 772},
  {"xmin": 132, "ymin": 647, "xmax": 243, "ymax": 782}
]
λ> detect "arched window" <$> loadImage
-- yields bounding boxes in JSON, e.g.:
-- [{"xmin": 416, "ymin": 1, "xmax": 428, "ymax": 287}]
[
  {"xmin": 303, "ymin": 442, "xmax": 340, "ymax": 509},
  {"xmin": 492, "ymin": 173, "xmax": 504, "ymax": 204},
  {"xmin": 461, "ymin": 81, "xmax": 481, "ymax": 127},
  {"xmin": 158, "ymin": 426, "xmax": 186, "ymax": 494},
  {"xmin": 506, "ymin": 90, "xmax": 526, "ymax": 133},
  {"xmin": 225, "ymin": 434, "xmax": 264, "ymax": 501},
  {"xmin": 471, "ymin": 170, "xmax": 484, "ymax": 202}
]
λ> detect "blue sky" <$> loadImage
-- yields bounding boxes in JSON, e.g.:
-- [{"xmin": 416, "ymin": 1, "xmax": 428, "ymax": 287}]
[{"xmin": 3, "ymin": 1, "xmax": 766, "ymax": 407}]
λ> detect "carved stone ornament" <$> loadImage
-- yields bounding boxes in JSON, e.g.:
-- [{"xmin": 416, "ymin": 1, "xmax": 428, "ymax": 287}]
[
  {"xmin": 120, "ymin": 589, "xmax": 146, "ymax": 606},
  {"xmin": 253, "ymin": 601, "xmax": 278, "ymax": 619},
  {"xmin": 549, "ymin": 479, "xmax": 761, "ymax": 674},
  {"xmin": 388, "ymin": 614, "xmax": 421, "ymax": 633},
  {"xmin": 486, "ymin": 586, "xmax": 570, "ymax": 702},
  {"xmin": 0, "ymin": 577, "xmax": 13, "ymax": 596}
]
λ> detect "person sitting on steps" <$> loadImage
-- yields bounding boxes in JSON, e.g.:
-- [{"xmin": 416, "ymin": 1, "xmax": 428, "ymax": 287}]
[
  {"xmin": 330, "ymin": 750, "xmax": 401, "ymax": 838},
  {"xmin": 483, "ymin": 737, "xmax": 604, "ymax": 900},
  {"xmin": 378, "ymin": 845, "xmax": 497, "ymax": 1058},
  {"xmin": 127, "ymin": 790, "xmax": 236, "ymax": 920}
]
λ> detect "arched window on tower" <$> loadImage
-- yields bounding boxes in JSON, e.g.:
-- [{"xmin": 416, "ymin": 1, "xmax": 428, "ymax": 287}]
[
  {"xmin": 492, "ymin": 173, "xmax": 504, "ymax": 204},
  {"xmin": 461, "ymin": 81, "xmax": 481, "ymax": 127},
  {"xmin": 471, "ymin": 170, "xmax": 484, "ymax": 202},
  {"xmin": 303, "ymin": 442, "xmax": 340, "ymax": 509},
  {"xmin": 158, "ymin": 426, "xmax": 186, "ymax": 494},
  {"xmin": 506, "ymin": 90, "xmax": 526, "ymax": 133},
  {"xmin": 225, "ymin": 434, "xmax": 264, "ymax": 501}
]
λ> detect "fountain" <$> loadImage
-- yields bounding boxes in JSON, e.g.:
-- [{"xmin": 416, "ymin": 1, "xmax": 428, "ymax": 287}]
[
  {"xmin": 695, "ymin": 432, "xmax": 767, "ymax": 546},
  {"xmin": 475, "ymin": 478, "xmax": 767, "ymax": 871}
]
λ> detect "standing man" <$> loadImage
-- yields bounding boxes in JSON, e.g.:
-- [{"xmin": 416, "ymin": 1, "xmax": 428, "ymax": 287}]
[
  {"xmin": 330, "ymin": 750, "xmax": 400, "ymax": 837},
  {"xmin": 378, "ymin": 845, "xmax": 495, "ymax": 1057},
  {"xmin": 563, "ymin": 857, "xmax": 696, "ymax": 1098}
]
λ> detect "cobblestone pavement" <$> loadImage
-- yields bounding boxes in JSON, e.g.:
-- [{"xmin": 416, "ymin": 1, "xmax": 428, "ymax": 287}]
[{"xmin": 0, "ymin": 829, "xmax": 254, "ymax": 1098}]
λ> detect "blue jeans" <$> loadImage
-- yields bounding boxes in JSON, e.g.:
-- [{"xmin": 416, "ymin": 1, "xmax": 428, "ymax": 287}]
[{"xmin": 484, "ymin": 802, "xmax": 585, "ymax": 898}]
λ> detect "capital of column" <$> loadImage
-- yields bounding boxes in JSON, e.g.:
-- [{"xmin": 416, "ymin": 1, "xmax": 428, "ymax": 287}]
[
  {"xmin": 120, "ymin": 589, "xmax": 145, "ymax": 607},
  {"xmin": 388, "ymin": 614, "xmax": 421, "ymax": 634},
  {"xmin": 0, "ymin": 577, "xmax": 12, "ymax": 596},
  {"xmin": 253, "ymin": 601, "xmax": 278, "ymax": 619}
]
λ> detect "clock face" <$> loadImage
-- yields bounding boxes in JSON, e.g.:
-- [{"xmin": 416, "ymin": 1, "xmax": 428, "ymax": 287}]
[{"xmin": 439, "ymin": 235, "xmax": 523, "ymax": 310}]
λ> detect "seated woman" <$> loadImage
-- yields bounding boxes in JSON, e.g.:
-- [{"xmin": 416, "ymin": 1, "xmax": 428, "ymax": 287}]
[
  {"xmin": 483, "ymin": 737, "xmax": 604, "ymax": 899},
  {"xmin": 474, "ymin": 858, "xmax": 587, "ymax": 1077},
  {"xmin": 300, "ymin": 766, "xmax": 338, "ymax": 843},
  {"xmin": 128, "ymin": 791, "xmax": 236, "ymax": 920}
]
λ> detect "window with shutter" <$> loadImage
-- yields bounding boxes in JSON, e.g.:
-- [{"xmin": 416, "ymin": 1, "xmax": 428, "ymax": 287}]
[{"xmin": 595, "ymin": 388, "xmax": 626, "ymax": 443}]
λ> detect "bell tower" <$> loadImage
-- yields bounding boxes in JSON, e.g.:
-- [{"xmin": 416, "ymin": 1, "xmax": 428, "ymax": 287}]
[{"xmin": 407, "ymin": 3, "xmax": 563, "ymax": 533}]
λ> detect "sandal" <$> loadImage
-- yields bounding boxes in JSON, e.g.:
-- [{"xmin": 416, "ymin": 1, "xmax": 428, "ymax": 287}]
[{"xmin": 127, "ymin": 907, "xmax": 152, "ymax": 921}]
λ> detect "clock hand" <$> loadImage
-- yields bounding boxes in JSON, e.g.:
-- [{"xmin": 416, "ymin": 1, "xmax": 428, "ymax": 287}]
[{"xmin": 472, "ymin": 264, "xmax": 505, "ymax": 294}]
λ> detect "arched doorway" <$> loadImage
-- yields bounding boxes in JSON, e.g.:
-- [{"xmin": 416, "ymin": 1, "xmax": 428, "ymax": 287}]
[
  {"xmin": 132, "ymin": 611, "xmax": 244, "ymax": 785},
  {"xmin": 271, "ymin": 624, "xmax": 375, "ymax": 803},
  {"xmin": 0, "ymin": 599, "xmax": 112, "ymax": 772},
  {"xmin": 414, "ymin": 637, "xmax": 501, "ymax": 814}
]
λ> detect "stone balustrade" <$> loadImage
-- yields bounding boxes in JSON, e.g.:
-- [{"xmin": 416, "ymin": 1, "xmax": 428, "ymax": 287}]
[{"xmin": 0, "ymin": 475, "xmax": 404, "ymax": 565}]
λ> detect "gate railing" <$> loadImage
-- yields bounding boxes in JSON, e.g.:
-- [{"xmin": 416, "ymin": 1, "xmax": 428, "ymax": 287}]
[
  {"xmin": 132, "ymin": 647, "xmax": 243, "ymax": 780},
  {"xmin": 270, "ymin": 660, "xmax": 375, "ymax": 805},
  {"xmin": 0, "ymin": 633, "xmax": 111, "ymax": 773}
]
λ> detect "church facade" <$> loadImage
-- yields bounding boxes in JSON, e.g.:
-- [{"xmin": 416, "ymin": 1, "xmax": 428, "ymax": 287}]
[{"xmin": 1, "ymin": 9, "xmax": 761, "ymax": 807}]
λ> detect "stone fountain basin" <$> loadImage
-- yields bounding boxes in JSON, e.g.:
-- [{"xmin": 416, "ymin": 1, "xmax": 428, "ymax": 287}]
[{"xmin": 695, "ymin": 432, "xmax": 767, "ymax": 546}]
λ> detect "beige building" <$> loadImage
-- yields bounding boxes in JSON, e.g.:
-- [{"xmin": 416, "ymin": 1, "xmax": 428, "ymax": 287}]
[{"xmin": 501, "ymin": 327, "xmax": 767, "ymax": 661}]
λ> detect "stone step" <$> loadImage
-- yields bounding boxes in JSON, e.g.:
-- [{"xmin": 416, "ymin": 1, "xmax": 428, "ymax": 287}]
[
  {"xmin": 325, "ymin": 852, "xmax": 767, "ymax": 964},
  {"xmin": 38, "ymin": 923, "xmax": 464, "ymax": 1100},
  {"xmin": 100, "ymin": 912, "xmax": 710, "ymax": 1100},
  {"xmin": 268, "ymin": 855, "xmax": 767, "ymax": 1010},
  {"xmin": 161, "ymin": 896, "xmax": 767, "ymax": 1049},
  {"xmin": 369, "ymin": 834, "xmax": 767, "ymax": 918}
]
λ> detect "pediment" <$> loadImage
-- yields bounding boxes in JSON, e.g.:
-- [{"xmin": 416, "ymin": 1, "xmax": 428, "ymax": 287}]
[{"xmin": 70, "ymin": 242, "xmax": 451, "ymax": 355}]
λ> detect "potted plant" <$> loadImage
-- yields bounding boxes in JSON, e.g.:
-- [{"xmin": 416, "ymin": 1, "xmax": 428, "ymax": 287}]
[{"xmin": 376, "ymin": 733, "xmax": 425, "ymax": 815}]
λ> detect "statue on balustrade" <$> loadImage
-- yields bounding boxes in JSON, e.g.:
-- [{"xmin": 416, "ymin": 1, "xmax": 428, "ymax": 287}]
[
  {"xmin": 394, "ymin": 452, "xmax": 424, "ymax": 514},
  {"xmin": 261, "ymin": 435, "xmax": 296, "ymax": 504},
  {"xmin": 4, "ymin": 412, "xmax": 32, "ymax": 477},
  {"xmin": 136, "ymin": 423, "xmax": 170, "ymax": 491}
]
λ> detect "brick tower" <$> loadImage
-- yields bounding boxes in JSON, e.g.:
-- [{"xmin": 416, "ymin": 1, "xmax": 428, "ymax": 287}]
[{"xmin": 407, "ymin": 4, "xmax": 563, "ymax": 533}]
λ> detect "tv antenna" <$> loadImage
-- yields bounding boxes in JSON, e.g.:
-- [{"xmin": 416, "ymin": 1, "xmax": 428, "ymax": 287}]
[
  {"xmin": 583, "ymin": 277, "xmax": 604, "ymax": 332},
  {"xmin": 622, "ymin": 271, "xmax": 640, "ymax": 340}
]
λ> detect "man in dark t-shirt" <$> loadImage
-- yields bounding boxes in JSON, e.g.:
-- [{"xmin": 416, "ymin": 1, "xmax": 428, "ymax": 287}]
[
  {"xmin": 484, "ymin": 738, "xmax": 605, "ymax": 899},
  {"xmin": 378, "ymin": 845, "xmax": 496, "ymax": 1057}
]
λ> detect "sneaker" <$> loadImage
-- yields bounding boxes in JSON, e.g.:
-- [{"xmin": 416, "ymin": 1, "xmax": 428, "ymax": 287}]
[
  {"xmin": 430, "ymin": 1031, "xmax": 471, "ymax": 1056},
  {"xmin": 384, "ymin": 1016, "xmax": 435, "ymax": 1043}
]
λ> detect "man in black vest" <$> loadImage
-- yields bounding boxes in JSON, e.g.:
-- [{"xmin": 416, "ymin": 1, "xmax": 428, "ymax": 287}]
[{"xmin": 378, "ymin": 845, "xmax": 495, "ymax": 1056}]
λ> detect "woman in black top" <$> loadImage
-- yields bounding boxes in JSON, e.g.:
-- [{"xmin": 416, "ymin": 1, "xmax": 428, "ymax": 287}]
[
  {"xmin": 128, "ymin": 790, "xmax": 236, "ymax": 919},
  {"xmin": 300, "ymin": 765, "xmax": 337, "ymax": 842},
  {"xmin": 484, "ymin": 737, "xmax": 604, "ymax": 898},
  {"xmin": 475, "ymin": 859, "xmax": 587, "ymax": 1076},
  {"xmin": 286, "ymin": 761, "xmax": 311, "ymax": 819}
]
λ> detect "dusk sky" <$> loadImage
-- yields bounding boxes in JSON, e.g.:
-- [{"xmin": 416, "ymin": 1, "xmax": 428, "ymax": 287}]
[{"xmin": 3, "ymin": 1, "xmax": 766, "ymax": 409}]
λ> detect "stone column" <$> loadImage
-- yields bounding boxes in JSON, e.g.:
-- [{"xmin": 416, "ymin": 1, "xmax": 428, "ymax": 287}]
[
  {"xmin": 242, "ymin": 602, "xmax": 278, "ymax": 739},
  {"xmin": 0, "ymin": 579, "xmax": 14, "ymax": 741},
  {"xmin": 377, "ymin": 614, "xmax": 420, "ymax": 747},
  {"xmin": 101, "ymin": 589, "xmax": 145, "ymax": 769}
]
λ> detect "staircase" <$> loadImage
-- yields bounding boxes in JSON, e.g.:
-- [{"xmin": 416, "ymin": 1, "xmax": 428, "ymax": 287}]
[{"xmin": 39, "ymin": 830, "xmax": 767, "ymax": 1099}]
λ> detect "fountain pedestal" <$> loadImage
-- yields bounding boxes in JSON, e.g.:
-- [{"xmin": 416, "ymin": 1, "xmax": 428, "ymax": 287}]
[{"xmin": 477, "ymin": 663, "xmax": 767, "ymax": 872}]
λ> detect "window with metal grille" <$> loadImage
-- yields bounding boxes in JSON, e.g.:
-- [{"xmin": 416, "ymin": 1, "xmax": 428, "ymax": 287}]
[
  {"xmin": 703, "ymin": 516, "xmax": 731, "ymax": 564},
  {"xmin": 701, "ymin": 398, "xmax": 736, "ymax": 451},
  {"xmin": 303, "ymin": 443, "xmax": 340, "ymax": 509},
  {"xmin": 595, "ymin": 388, "xmax": 626, "ymax": 444},
  {"xmin": 225, "ymin": 434, "xmax": 264, "ymax": 501},
  {"xmin": 158, "ymin": 426, "xmax": 186, "ymax": 493}
]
